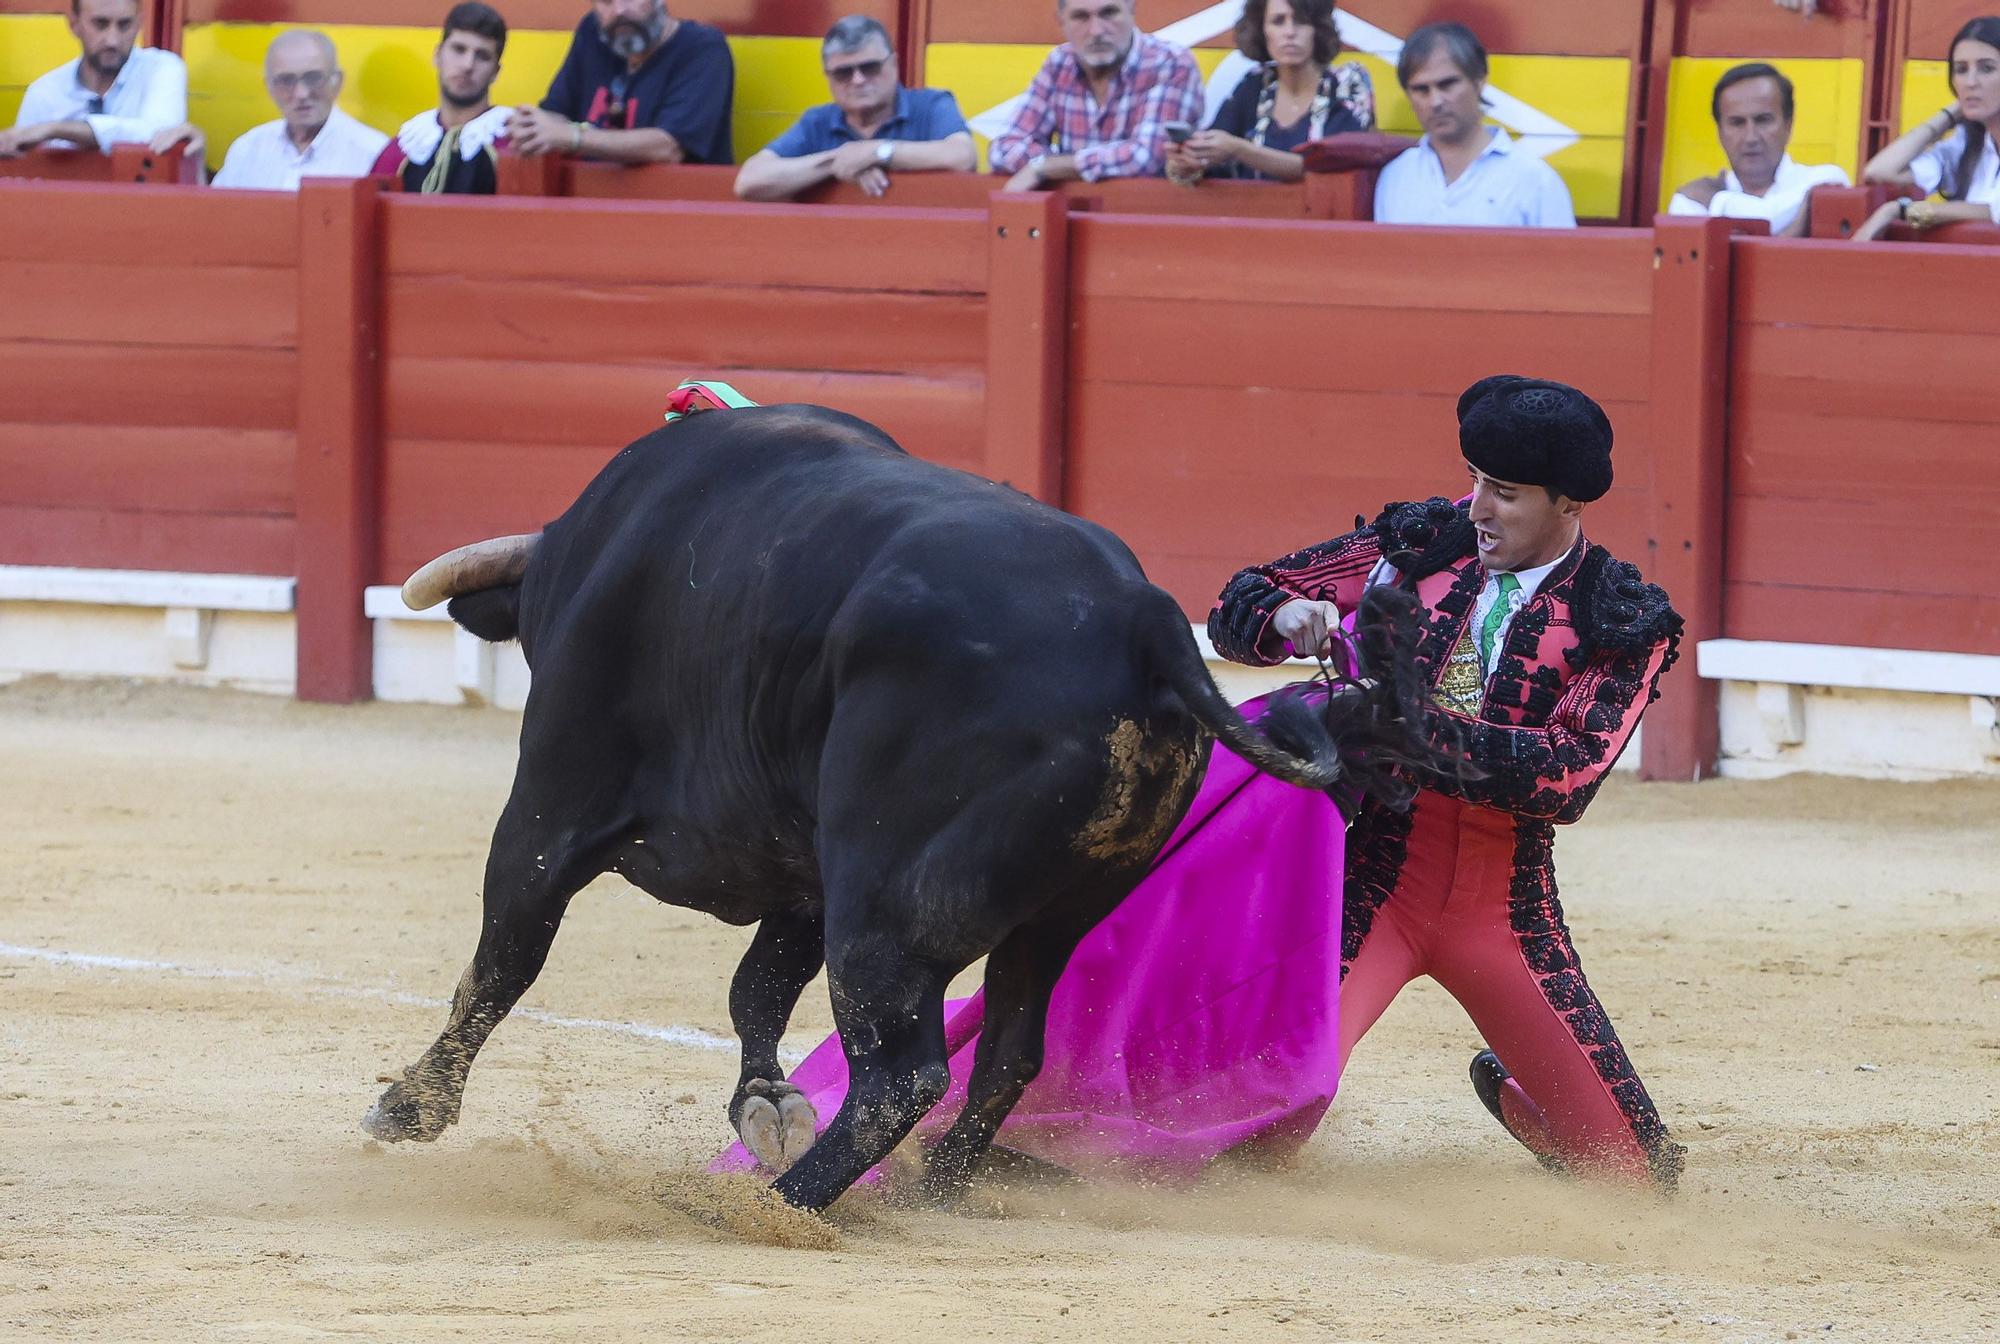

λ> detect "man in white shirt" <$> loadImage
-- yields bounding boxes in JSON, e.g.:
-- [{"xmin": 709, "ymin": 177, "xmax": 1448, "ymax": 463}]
[
  {"xmin": 1667, "ymin": 63, "xmax": 1848, "ymax": 236},
  {"xmin": 1373, "ymin": 22, "xmax": 1576, "ymax": 229},
  {"xmin": 184, "ymin": 31, "xmax": 388, "ymax": 190},
  {"xmin": 0, "ymin": 0, "xmax": 186, "ymax": 157}
]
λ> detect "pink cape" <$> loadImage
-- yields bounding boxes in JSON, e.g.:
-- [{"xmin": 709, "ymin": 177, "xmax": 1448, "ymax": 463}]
[{"xmin": 714, "ymin": 690, "xmax": 1347, "ymax": 1181}]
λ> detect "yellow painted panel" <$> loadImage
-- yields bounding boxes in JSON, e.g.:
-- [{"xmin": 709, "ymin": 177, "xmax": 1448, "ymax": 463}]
[
  {"xmin": 2, "ymin": 16, "xmax": 81, "ymax": 129},
  {"xmin": 1900, "ymin": 60, "xmax": 1953, "ymax": 132},
  {"xmin": 182, "ymin": 24, "xmax": 831, "ymax": 169},
  {"xmin": 928, "ymin": 43, "xmax": 1628, "ymax": 212},
  {"xmin": 1656, "ymin": 57, "xmax": 1863, "ymax": 213}
]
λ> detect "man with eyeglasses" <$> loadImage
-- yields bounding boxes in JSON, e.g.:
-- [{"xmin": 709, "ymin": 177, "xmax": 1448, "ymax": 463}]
[
  {"xmin": 166, "ymin": 31, "xmax": 387, "ymax": 190},
  {"xmin": 0, "ymin": 0, "xmax": 186, "ymax": 159},
  {"xmin": 509, "ymin": 0, "xmax": 734, "ymax": 166},
  {"xmin": 734, "ymin": 16, "xmax": 973, "ymax": 200}
]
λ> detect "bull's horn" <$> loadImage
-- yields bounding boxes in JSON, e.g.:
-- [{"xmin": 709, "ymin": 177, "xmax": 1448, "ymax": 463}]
[{"xmin": 401, "ymin": 533, "xmax": 540, "ymax": 611}]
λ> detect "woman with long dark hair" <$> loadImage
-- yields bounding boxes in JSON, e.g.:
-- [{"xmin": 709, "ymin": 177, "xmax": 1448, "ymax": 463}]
[
  {"xmin": 1166, "ymin": 0, "xmax": 1373, "ymax": 183},
  {"xmin": 1856, "ymin": 15, "xmax": 2000, "ymax": 238}
]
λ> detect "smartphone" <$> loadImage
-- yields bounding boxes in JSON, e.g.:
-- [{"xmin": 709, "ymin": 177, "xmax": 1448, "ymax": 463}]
[{"xmin": 1163, "ymin": 121, "xmax": 1193, "ymax": 145}]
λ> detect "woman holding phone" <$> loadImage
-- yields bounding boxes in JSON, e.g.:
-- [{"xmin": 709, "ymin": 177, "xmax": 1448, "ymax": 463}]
[{"xmin": 1167, "ymin": 0, "xmax": 1373, "ymax": 183}]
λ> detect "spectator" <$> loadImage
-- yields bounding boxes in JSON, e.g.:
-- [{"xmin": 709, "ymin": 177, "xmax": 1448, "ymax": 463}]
[
  {"xmin": 161, "ymin": 32, "xmax": 388, "ymax": 191},
  {"xmin": 0, "ymin": 0, "xmax": 186, "ymax": 158},
  {"xmin": 1667, "ymin": 63, "xmax": 1848, "ymax": 236},
  {"xmin": 1167, "ymin": 0, "xmax": 1373, "ymax": 184},
  {"xmin": 1856, "ymin": 16, "xmax": 2000, "ymax": 239},
  {"xmin": 509, "ymin": 0, "xmax": 734, "ymax": 166},
  {"xmin": 1372, "ymin": 22, "xmax": 1575, "ymax": 228},
  {"xmin": 734, "ymin": 16, "xmax": 973, "ymax": 200},
  {"xmin": 989, "ymin": 0, "xmax": 1204, "ymax": 191},
  {"xmin": 373, "ymin": 3, "xmax": 511, "ymax": 194}
]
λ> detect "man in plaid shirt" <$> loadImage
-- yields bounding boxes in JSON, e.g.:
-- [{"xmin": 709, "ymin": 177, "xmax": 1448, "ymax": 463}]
[{"xmin": 990, "ymin": 0, "xmax": 1204, "ymax": 190}]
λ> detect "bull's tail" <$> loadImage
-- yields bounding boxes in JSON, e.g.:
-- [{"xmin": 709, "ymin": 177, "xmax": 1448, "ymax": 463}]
[{"xmin": 1144, "ymin": 584, "xmax": 1446, "ymax": 808}]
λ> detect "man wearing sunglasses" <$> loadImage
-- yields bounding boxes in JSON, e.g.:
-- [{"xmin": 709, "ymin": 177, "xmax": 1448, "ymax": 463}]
[
  {"xmin": 0, "ymin": 0, "xmax": 186, "ymax": 159},
  {"xmin": 510, "ymin": 0, "xmax": 734, "ymax": 166},
  {"xmin": 171, "ymin": 31, "xmax": 387, "ymax": 190},
  {"xmin": 734, "ymin": 16, "xmax": 973, "ymax": 201}
]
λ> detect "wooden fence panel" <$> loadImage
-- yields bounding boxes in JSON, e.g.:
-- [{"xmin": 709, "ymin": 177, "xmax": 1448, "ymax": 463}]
[
  {"xmin": 1725, "ymin": 238, "xmax": 2000, "ymax": 656},
  {"xmin": 0, "ymin": 182, "xmax": 298, "ymax": 574},
  {"xmin": 1063, "ymin": 216, "xmax": 1658, "ymax": 615},
  {"xmin": 371, "ymin": 195, "xmax": 991, "ymax": 584}
]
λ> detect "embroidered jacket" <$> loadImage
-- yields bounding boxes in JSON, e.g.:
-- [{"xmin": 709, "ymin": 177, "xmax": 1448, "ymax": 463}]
[{"xmin": 1209, "ymin": 497, "xmax": 1682, "ymax": 824}]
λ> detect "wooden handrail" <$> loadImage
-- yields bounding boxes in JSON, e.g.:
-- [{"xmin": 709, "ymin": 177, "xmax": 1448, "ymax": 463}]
[{"xmin": 0, "ymin": 142, "xmax": 197, "ymax": 184}]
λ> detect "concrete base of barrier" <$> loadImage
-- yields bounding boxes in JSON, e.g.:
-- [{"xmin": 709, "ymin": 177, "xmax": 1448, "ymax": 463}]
[
  {"xmin": 20, "ymin": 571, "xmax": 2000, "ymax": 784},
  {"xmin": 1700, "ymin": 639, "xmax": 2000, "ymax": 781},
  {"xmin": 0, "ymin": 567, "xmax": 297, "ymax": 696}
]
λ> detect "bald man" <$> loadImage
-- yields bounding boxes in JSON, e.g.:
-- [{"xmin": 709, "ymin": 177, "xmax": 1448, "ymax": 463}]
[{"xmin": 186, "ymin": 30, "xmax": 387, "ymax": 189}]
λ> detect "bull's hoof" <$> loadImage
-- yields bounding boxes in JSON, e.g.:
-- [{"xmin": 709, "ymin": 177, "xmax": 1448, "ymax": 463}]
[
  {"xmin": 735, "ymin": 1078, "xmax": 818, "ymax": 1174},
  {"xmin": 362, "ymin": 1075, "xmax": 458, "ymax": 1143}
]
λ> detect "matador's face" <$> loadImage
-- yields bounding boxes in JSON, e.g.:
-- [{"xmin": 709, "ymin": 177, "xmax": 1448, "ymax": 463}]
[{"xmin": 1466, "ymin": 465, "xmax": 1582, "ymax": 574}]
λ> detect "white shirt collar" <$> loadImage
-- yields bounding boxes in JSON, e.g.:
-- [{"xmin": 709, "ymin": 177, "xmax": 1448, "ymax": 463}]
[
  {"xmin": 396, "ymin": 105, "xmax": 508, "ymax": 164},
  {"xmin": 1487, "ymin": 544, "xmax": 1570, "ymax": 605},
  {"xmin": 1420, "ymin": 125, "xmax": 1512, "ymax": 162},
  {"xmin": 1724, "ymin": 152, "xmax": 1796, "ymax": 196}
]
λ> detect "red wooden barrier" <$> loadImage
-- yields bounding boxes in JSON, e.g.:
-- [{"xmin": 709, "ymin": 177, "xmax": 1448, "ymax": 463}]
[
  {"xmin": 509, "ymin": 158, "xmax": 1380, "ymax": 220},
  {"xmin": 0, "ymin": 143, "xmax": 199, "ymax": 184},
  {"xmin": 1643, "ymin": 214, "xmax": 1764, "ymax": 782},
  {"xmin": 1062, "ymin": 215, "xmax": 1658, "ymax": 618},
  {"xmin": 0, "ymin": 180, "xmax": 298, "ymax": 574},
  {"xmin": 371, "ymin": 193, "xmax": 993, "ymax": 585},
  {"xmin": 1725, "ymin": 235, "xmax": 2000, "ymax": 657},
  {"xmin": 295, "ymin": 177, "xmax": 383, "ymax": 703},
  {"xmin": 7, "ymin": 176, "xmax": 1998, "ymax": 772}
]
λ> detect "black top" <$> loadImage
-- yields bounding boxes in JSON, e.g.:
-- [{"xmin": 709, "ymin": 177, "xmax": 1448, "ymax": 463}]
[
  {"xmin": 1206, "ymin": 61, "xmax": 1373, "ymax": 181},
  {"xmin": 540, "ymin": 16, "xmax": 735, "ymax": 165}
]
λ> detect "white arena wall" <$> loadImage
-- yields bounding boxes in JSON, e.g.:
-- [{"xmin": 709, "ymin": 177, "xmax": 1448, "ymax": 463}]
[{"xmin": 3, "ymin": 567, "xmax": 1997, "ymax": 782}]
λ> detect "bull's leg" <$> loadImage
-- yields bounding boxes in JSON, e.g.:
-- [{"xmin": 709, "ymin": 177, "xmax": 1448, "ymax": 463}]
[
  {"xmin": 363, "ymin": 801, "xmax": 590, "ymax": 1143},
  {"xmin": 768, "ymin": 936, "xmax": 955, "ymax": 1213},
  {"xmin": 726, "ymin": 904, "xmax": 825, "ymax": 1173},
  {"xmin": 917, "ymin": 919, "xmax": 1083, "ymax": 1203}
]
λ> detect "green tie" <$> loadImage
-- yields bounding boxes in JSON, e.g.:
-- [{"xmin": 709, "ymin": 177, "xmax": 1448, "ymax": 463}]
[{"xmin": 1477, "ymin": 572, "xmax": 1522, "ymax": 668}]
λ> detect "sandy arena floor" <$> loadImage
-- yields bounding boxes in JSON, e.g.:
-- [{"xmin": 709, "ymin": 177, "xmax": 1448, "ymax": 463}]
[{"xmin": 1, "ymin": 677, "xmax": 1997, "ymax": 1343}]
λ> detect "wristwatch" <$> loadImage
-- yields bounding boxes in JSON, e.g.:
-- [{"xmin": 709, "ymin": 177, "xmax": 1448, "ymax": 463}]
[{"xmin": 875, "ymin": 141, "xmax": 894, "ymax": 168}]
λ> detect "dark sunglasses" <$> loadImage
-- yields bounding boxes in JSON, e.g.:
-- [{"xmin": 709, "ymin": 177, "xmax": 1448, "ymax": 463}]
[
  {"xmin": 85, "ymin": 94, "xmax": 105, "ymax": 114},
  {"xmin": 824, "ymin": 58, "xmax": 887, "ymax": 84}
]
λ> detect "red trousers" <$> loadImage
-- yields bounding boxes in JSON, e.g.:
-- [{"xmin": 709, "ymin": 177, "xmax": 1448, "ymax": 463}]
[{"xmin": 1340, "ymin": 790, "xmax": 1680, "ymax": 1187}]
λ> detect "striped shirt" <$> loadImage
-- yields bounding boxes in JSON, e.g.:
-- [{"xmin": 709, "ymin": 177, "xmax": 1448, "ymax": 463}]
[{"xmin": 988, "ymin": 31, "xmax": 1204, "ymax": 182}]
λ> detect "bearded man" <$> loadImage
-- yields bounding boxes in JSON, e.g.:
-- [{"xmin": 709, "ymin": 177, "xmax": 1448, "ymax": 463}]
[
  {"xmin": 509, "ymin": 0, "xmax": 734, "ymax": 166},
  {"xmin": 0, "ymin": 0, "xmax": 186, "ymax": 158}
]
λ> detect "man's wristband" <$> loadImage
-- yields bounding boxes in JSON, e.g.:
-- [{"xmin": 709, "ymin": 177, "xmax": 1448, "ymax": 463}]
[{"xmin": 568, "ymin": 120, "xmax": 585, "ymax": 153}]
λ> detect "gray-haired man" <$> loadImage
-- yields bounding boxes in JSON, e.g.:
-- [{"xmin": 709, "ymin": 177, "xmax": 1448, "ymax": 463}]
[
  {"xmin": 734, "ymin": 15, "xmax": 973, "ymax": 200},
  {"xmin": 168, "ymin": 31, "xmax": 388, "ymax": 189}
]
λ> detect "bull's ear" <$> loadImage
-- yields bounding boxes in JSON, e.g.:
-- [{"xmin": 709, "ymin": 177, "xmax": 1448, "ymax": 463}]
[{"xmin": 447, "ymin": 586, "xmax": 522, "ymax": 643}]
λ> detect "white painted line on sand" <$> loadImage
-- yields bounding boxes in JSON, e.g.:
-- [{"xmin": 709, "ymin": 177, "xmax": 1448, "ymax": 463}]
[{"xmin": 0, "ymin": 941, "xmax": 801, "ymax": 1063}]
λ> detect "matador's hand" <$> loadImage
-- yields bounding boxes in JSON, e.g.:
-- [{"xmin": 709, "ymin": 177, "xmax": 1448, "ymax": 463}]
[{"xmin": 1271, "ymin": 598, "xmax": 1342, "ymax": 659}]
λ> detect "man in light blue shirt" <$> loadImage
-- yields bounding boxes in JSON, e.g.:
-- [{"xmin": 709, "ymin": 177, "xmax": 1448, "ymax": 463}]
[
  {"xmin": 734, "ymin": 15, "xmax": 973, "ymax": 200},
  {"xmin": 1372, "ymin": 22, "xmax": 1575, "ymax": 229}
]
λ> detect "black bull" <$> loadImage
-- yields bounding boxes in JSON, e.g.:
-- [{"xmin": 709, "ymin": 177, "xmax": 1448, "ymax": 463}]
[{"xmin": 364, "ymin": 403, "xmax": 1427, "ymax": 1212}]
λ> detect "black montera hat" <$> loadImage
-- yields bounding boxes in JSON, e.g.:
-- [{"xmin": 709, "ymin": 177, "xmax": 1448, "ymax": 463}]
[{"xmin": 1456, "ymin": 375, "xmax": 1614, "ymax": 503}]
